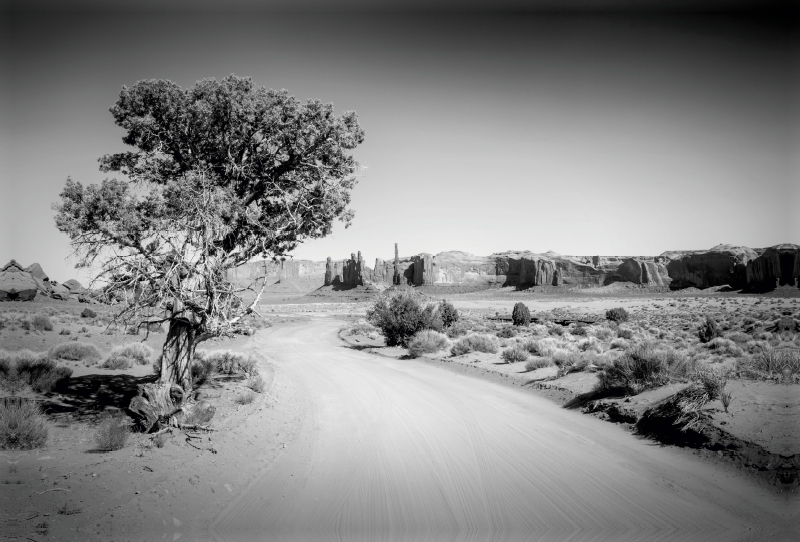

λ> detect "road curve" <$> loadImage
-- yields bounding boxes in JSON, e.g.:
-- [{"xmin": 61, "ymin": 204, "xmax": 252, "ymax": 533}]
[{"xmin": 211, "ymin": 319, "xmax": 795, "ymax": 542}]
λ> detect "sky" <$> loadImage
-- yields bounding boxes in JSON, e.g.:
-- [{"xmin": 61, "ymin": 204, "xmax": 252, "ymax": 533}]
[{"xmin": 1, "ymin": 1, "xmax": 797, "ymax": 284}]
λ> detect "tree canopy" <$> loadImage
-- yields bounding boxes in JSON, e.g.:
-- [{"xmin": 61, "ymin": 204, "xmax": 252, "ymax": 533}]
[{"xmin": 54, "ymin": 75, "xmax": 365, "ymax": 343}]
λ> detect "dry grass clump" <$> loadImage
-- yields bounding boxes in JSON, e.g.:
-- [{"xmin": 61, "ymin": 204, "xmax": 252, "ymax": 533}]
[
  {"xmin": 94, "ymin": 415, "xmax": 129, "ymax": 451},
  {"xmin": 609, "ymin": 338, "xmax": 629, "ymax": 350},
  {"xmin": 247, "ymin": 375, "xmax": 266, "ymax": 393},
  {"xmin": 408, "ymin": 330, "xmax": 450, "ymax": 358},
  {"xmin": 190, "ymin": 357, "xmax": 217, "ymax": 386},
  {"xmin": 704, "ymin": 337, "xmax": 744, "ymax": 358},
  {"xmin": 445, "ymin": 320, "xmax": 472, "ymax": 338},
  {"xmin": 235, "ymin": 390, "xmax": 256, "ymax": 405},
  {"xmin": 524, "ymin": 357, "xmax": 555, "ymax": 371},
  {"xmin": 345, "ymin": 321, "xmax": 379, "ymax": 339},
  {"xmin": 197, "ymin": 350, "xmax": 258, "ymax": 377},
  {"xmin": 450, "ymin": 333, "xmax": 500, "ymax": 356},
  {"xmin": 501, "ymin": 344, "xmax": 529, "ymax": 363},
  {"xmin": 616, "ymin": 327, "xmax": 634, "ymax": 340},
  {"xmin": 3, "ymin": 354, "xmax": 73, "ymax": 394},
  {"xmin": 739, "ymin": 346, "xmax": 800, "ymax": 380},
  {"xmin": 0, "ymin": 400, "xmax": 49, "ymax": 450},
  {"xmin": 102, "ymin": 343, "xmax": 154, "ymax": 370},
  {"xmin": 30, "ymin": 313, "xmax": 54, "ymax": 332},
  {"xmin": 48, "ymin": 342, "xmax": 102, "ymax": 363},
  {"xmin": 596, "ymin": 342, "xmax": 695, "ymax": 395}
]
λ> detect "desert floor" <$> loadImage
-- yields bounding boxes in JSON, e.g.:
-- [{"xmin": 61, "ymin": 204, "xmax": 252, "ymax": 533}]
[{"xmin": 1, "ymin": 292, "xmax": 798, "ymax": 542}]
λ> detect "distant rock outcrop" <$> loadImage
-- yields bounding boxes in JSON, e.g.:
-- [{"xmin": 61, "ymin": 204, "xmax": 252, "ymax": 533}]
[
  {"xmin": 746, "ymin": 244, "xmax": 800, "ymax": 290},
  {"xmin": 665, "ymin": 245, "xmax": 757, "ymax": 290},
  {"xmin": 608, "ymin": 258, "xmax": 671, "ymax": 286},
  {"xmin": 0, "ymin": 260, "xmax": 39, "ymax": 301}
]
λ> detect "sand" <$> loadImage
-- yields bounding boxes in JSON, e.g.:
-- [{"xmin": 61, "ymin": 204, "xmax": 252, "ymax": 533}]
[{"xmin": 211, "ymin": 319, "xmax": 797, "ymax": 542}]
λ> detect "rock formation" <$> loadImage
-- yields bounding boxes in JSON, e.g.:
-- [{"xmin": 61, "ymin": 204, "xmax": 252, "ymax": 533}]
[
  {"xmin": 746, "ymin": 244, "xmax": 800, "ymax": 290},
  {"xmin": 412, "ymin": 254, "xmax": 434, "ymax": 286},
  {"xmin": 324, "ymin": 257, "xmax": 333, "ymax": 286},
  {"xmin": 393, "ymin": 243, "xmax": 401, "ymax": 285},
  {"xmin": 608, "ymin": 258, "xmax": 671, "ymax": 286},
  {"xmin": 0, "ymin": 260, "xmax": 39, "ymax": 301},
  {"xmin": 665, "ymin": 245, "xmax": 757, "ymax": 290}
]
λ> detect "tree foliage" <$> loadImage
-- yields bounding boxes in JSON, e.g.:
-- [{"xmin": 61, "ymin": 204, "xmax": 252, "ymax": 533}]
[
  {"xmin": 511, "ymin": 302, "xmax": 530, "ymax": 326},
  {"xmin": 53, "ymin": 75, "xmax": 364, "ymax": 385},
  {"xmin": 367, "ymin": 289, "xmax": 443, "ymax": 347}
]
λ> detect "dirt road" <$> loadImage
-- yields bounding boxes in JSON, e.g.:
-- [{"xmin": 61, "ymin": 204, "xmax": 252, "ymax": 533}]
[{"xmin": 211, "ymin": 319, "xmax": 796, "ymax": 542}]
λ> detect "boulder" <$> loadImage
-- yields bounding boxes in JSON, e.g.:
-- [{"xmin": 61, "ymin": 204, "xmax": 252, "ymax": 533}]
[
  {"xmin": 0, "ymin": 269, "xmax": 38, "ymax": 301},
  {"xmin": 746, "ymin": 244, "xmax": 800, "ymax": 290},
  {"xmin": 24, "ymin": 263, "xmax": 49, "ymax": 282},
  {"xmin": 62, "ymin": 279, "xmax": 85, "ymax": 293},
  {"xmin": 665, "ymin": 245, "xmax": 757, "ymax": 290}
]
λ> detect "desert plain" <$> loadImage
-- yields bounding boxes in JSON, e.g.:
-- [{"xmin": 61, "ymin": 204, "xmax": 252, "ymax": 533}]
[{"xmin": 1, "ymin": 267, "xmax": 798, "ymax": 542}]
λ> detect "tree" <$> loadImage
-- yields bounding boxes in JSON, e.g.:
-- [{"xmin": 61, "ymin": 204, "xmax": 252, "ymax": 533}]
[
  {"xmin": 53, "ymin": 75, "xmax": 365, "ymax": 392},
  {"xmin": 511, "ymin": 302, "xmax": 530, "ymax": 326}
]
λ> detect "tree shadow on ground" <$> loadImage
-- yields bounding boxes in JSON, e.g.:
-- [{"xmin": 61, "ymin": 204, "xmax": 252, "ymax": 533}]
[{"xmin": 42, "ymin": 373, "xmax": 158, "ymax": 422}]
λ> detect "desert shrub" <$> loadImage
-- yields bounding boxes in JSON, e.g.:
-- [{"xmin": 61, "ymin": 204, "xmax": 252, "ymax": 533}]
[
  {"xmin": 529, "ymin": 324, "xmax": 548, "ymax": 336},
  {"xmin": 235, "ymin": 390, "xmax": 256, "ymax": 405},
  {"xmin": 605, "ymin": 307, "xmax": 629, "ymax": 323},
  {"xmin": 15, "ymin": 358, "xmax": 72, "ymax": 393},
  {"xmin": 247, "ymin": 375, "xmax": 266, "ymax": 393},
  {"xmin": 705, "ymin": 338, "xmax": 744, "ymax": 358},
  {"xmin": 551, "ymin": 349, "xmax": 582, "ymax": 368},
  {"xmin": 511, "ymin": 302, "xmax": 530, "ymax": 326},
  {"xmin": 408, "ymin": 330, "xmax": 450, "ymax": 358},
  {"xmin": 616, "ymin": 327, "xmax": 634, "ymax": 340},
  {"xmin": 548, "ymin": 324, "xmax": 565, "ymax": 337},
  {"xmin": 578, "ymin": 338, "xmax": 602, "ymax": 353},
  {"xmin": 48, "ymin": 342, "xmax": 102, "ymax": 363},
  {"xmin": 367, "ymin": 289, "xmax": 442, "ymax": 347},
  {"xmin": 147, "ymin": 322, "xmax": 165, "ymax": 333},
  {"xmin": 101, "ymin": 356, "xmax": 131, "ymax": 370},
  {"xmin": 0, "ymin": 400, "xmax": 49, "ymax": 450},
  {"xmin": 610, "ymin": 338, "xmax": 629, "ymax": 350},
  {"xmin": 345, "ymin": 321, "xmax": 378, "ymax": 336},
  {"xmin": 501, "ymin": 345, "xmax": 529, "ymax": 363},
  {"xmin": 496, "ymin": 326, "xmax": 517, "ymax": 339},
  {"xmin": 592, "ymin": 326, "xmax": 615, "ymax": 341},
  {"xmin": 445, "ymin": 320, "xmax": 471, "ymax": 339},
  {"xmin": 94, "ymin": 415, "xmax": 129, "ymax": 451},
  {"xmin": 596, "ymin": 343, "xmax": 694, "ymax": 395},
  {"xmin": 571, "ymin": 323, "xmax": 588, "ymax": 336},
  {"xmin": 439, "ymin": 300, "xmax": 459, "ymax": 328},
  {"xmin": 31, "ymin": 366, "xmax": 72, "ymax": 393},
  {"xmin": 190, "ymin": 357, "xmax": 216, "ymax": 386},
  {"xmin": 524, "ymin": 357, "xmax": 554, "ymax": 371},
  {"xmin": 694, "ymin": 369, "xmax": 728, "ymax": 401},
  {"xmin": 450, "ymin": 333, "xmax": 500, "ymax": 356},
  {"xmin": 697, "ymin": 316, "xmax": 722, "ymax": 344},
  {"xmin": 107, "ymin": 343, "xmax": 153, "ymax": 366},
  {"xmin": 59, "ymin": 328, "xmax": 71, "ymax": 336},
  {"xmin": 30, "ymin": 314, "xmax": 54, "ymax": 332},
  {"xmin": 80, "ymin": 308, "xmax": 97, "ymax": 319},
  {"xmin": 125, "ymin": 325, "xmax": 140, "ymax": 335},
  {"xmin": 198, "ymin": 350, "xmax": 257, "ymax": 377},
  {"xmin": 726, "ymin": 331, "xmax": 751, "ymax": 344}
]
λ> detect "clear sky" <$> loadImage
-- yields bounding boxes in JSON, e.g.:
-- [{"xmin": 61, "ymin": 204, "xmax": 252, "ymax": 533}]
[{"xmin": 1, "ymin": 2, "xmax": 797, "ymax": 284}]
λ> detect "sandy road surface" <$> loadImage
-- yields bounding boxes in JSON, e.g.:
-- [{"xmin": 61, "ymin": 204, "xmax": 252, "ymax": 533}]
[{"xmin": 211, "ymin": 319, "xmax": 796, "ymax": 542}]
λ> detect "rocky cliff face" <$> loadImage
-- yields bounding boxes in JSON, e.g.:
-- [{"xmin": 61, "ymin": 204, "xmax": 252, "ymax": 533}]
[
  {"xmin": 607, "ymin": 258, "xmax": 671, "ymax": 286},
  {"xmin": 664, "ymin": 245, "xmax": 757, "ymax": 290},
  {"xmin": 228, "ymin": 242, "xmax": 796, "ymax": 293},
  {"xmin": 227, "ymin": 259, "xmax": 326, "ymax": 283},
  {"xmin": 746, "ymin": 244, "xmax": 800, "ymax": 290}
]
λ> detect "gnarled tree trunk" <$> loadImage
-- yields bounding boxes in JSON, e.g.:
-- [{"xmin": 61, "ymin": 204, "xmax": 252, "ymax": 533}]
[
  {"xmin": 160, "ymin": 317, "xmax": 196, "ymax": 393},
  {"xmin": 160, "ymin": 297, "xmax": 199, "ymax": 393}
]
